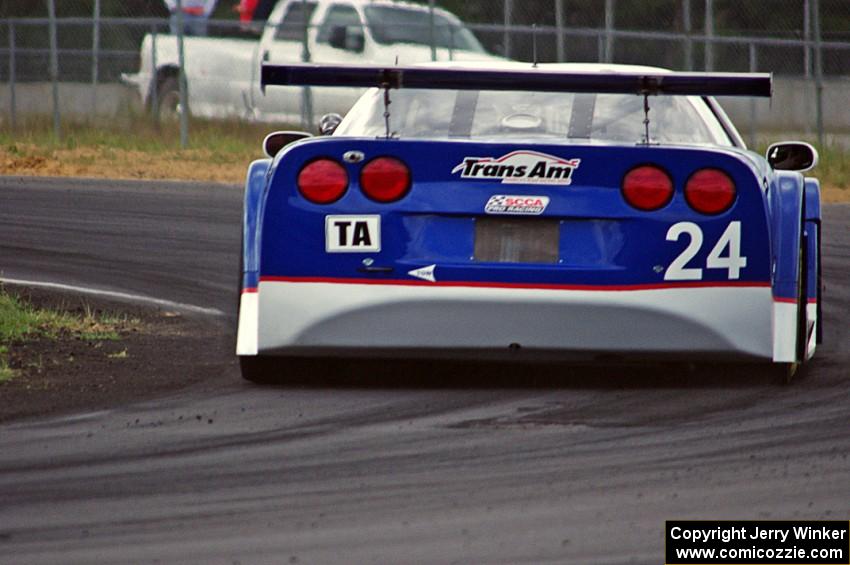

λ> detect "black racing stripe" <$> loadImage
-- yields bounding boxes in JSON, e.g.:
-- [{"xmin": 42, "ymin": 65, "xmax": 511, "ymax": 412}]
[
  {"xmin": 449, "ymin": 90, "xmax": 479, "ymax": 138},
  {"xmin": 568, "ymin": 93, "xmax": 596, "ymax": 139}
]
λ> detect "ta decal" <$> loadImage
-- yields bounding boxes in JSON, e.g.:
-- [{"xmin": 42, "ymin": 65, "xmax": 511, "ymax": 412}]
[{"xmin": 325, "ymin": 215, "xmax": 380, "ymax": 252}]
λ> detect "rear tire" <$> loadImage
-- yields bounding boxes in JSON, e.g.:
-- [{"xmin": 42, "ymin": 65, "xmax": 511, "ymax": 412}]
[
  {"xmin": 239, "ymin": 355, "xmax": 276, "ymax": 384},
  {"xmin": 240, "ymin": 355, "xmax": 335, "ymax": 385}
]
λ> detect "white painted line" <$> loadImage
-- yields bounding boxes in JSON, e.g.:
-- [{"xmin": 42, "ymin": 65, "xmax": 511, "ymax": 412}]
[
  {"xmin": 0, "ymin": 277, "xmax": 225, "ymax": 317},
  {"xmin": 9, "ymin": 409, "xmax": 114, "ymax": 430}
]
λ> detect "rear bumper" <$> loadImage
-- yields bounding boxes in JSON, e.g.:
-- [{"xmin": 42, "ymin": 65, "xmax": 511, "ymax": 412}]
[{"xmin": 238, "ymin": 281, "xmax": 777, "ymax": 361}]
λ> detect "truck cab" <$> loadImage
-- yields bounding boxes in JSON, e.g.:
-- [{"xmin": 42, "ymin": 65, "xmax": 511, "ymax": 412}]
[
  {"xmin": 254, "ymin": 0, "xmax": 500, "ymax": 121},
  {"xmin": 126, "ymin": 0, "xmax": 501, "ymax": 125}
]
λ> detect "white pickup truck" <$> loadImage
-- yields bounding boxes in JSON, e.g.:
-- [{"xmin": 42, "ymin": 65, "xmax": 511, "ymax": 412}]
[{"xmin": 124, "ymin": 0, "xmax": 501, "ymax": 124}]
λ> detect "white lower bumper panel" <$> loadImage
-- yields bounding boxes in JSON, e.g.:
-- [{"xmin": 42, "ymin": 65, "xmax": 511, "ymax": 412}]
[
  {"xmin": 253, "ymin": 282, "xmax": 775, "ymax": 360},
  {"xmin": 236, "ymin": 292, "xmax": 259, "ymax": 356},
  {"xmin": 771, "ymin": 301, "xmax": 815, "ymax": 363}
]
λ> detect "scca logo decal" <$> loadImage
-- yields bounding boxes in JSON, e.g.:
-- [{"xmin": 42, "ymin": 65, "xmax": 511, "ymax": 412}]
[
  {"xmin": 325, "ymin": 215, "xmax": 380, "ymax": 252},
  {"xmin": 452, "ymin": 150, "xmax": 580, "ymax": 186},
  {"xmin": 485, "ymin": 195, "xmax": 550, "ymax": 215}
]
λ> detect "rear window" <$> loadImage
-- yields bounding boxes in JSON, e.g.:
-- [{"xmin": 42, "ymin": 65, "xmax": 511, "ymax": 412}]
[
  {"xmin": 363, "ymin": 6, "xmax": 484, "ymax": 52},
  {"xmin": 275, "ymin": 1, "xmax": 317, "ymax": 41},
  {"xmin": 317, "ymin": 4, "xmax": 362, "ymax": 44},
  {"xmin": 336, "ymin": 88, "xmax": 734, "ymax": 146}
]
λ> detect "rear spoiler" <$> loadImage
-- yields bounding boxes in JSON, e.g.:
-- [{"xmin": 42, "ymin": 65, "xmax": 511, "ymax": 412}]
[{"xmin": 261, "ymin": 64, "xmax": 772, "ymax": 97}]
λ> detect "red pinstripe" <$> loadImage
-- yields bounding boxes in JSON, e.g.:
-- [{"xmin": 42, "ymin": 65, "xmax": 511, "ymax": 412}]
[{"xmin": 258, "ymin": 275, "xmax": 772, "ymax": 292}]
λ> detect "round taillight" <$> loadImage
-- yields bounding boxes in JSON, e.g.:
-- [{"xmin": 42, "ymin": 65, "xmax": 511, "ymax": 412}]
[
  {"xmin": 360, "ymin": 157, "xmax": 411, "ymax": 203},
  {"xmin": 621, "ymin": 165, "xmax": 674, "ymax": 211},
  {"xmin": 297, "ymin": 158, "xmax": 348, "ymax": 204},
  {"xmin": 685, "ymin": 168, "xmax": 736, "ymax": 214}
]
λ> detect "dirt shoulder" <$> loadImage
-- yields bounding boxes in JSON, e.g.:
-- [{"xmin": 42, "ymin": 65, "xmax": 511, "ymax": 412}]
[
  {"xmin": 0, "ymin": 286, "xmax": 235, "ymax": 424},
  {"xmin": 0, "ymin": 143, "xmax": 252, "ymax": 184},
  {"xmin": 1, "ymin": 142, "xmax": 847, "ymax": 203}
]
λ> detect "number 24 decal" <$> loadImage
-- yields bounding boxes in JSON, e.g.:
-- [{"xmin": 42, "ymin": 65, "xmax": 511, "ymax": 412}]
[{"xmin": 664, "ymin": 221, "xmax": 747, "ymax": 281}]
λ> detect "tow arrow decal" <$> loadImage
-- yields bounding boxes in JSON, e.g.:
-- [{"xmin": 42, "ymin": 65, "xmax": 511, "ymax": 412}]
[{"xmin": 407, "ymin": 264, "xmax": 437, "ymax": 282}]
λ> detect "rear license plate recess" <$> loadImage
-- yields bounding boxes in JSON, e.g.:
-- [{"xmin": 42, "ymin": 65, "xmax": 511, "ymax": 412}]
[{"xmin": 473, "ymin": 217, "xmax": 559, "ymax": 264}]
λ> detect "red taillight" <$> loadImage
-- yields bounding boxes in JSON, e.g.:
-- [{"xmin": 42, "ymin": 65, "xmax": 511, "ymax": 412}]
[
  {"xmin": 621, "ymin": 165, "xmax": 674, "ymax": 211},
  {"xmin": 360, "ymin": 157, "xmax": 411, "ymax": 203},
  {"xmin": 685, "ymin": 168, "xmax": 736, "ymax": 214},
  {"xmin": 297, "ymin": 158, "xmax": 348, "ymax": 204}
]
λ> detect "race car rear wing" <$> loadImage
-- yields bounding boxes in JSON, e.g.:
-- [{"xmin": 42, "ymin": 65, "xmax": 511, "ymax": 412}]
[{"xmin": 261, "ymin": 63, "xmax": 772, "ymax": 98}]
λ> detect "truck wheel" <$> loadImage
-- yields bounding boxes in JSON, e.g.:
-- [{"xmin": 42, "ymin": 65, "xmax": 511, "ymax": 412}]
[{"xmin": 156, "ymin": 76, "xmax": 183, "ymax": 122}]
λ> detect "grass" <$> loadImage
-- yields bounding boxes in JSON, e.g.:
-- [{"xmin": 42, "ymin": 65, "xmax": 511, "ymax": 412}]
[
  {"xmin": 817, "ymin": 144, "xmax": 850, "ymax": 190},
  {"xmin": 0, "ymin": 116, "xmax": 848, "ymax": 198},
  {"xmin": 0, "ymin": 289, "xmax": 133, "ymax": 382},
  {"xmin": 0, "ymin": 114, "xmax": 274, "ymax": 154},
  {"xmin": 0, "ymin": 291, "xmax": 123, "ymax": 342},
  {"xmin": 108, "ymin": 349, "xmax": 129, "ymax": 360},
  {"xmin": 0, "ymin": 115, "xmax": 278, "ymax": 183}
]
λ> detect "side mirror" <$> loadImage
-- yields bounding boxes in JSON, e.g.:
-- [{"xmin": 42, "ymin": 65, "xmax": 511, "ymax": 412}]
[
  {"xmin": 347, "ymin": 30, "xmax": 365, "ymax": 53},
  {"xmin": 766, "ymin": 142, "xmax": 818, "ymax": 172},
  {"xmin": 328, "ymin": 25, "xmax": 364, "ymax": 52},
  {"xmin": 263, "ymin": 130, "xmax": 311, "ymax": 158},
  {"xmin": 319, "ymin": 113, "xmax": 343, "ymax": 136},
  {"xmin": 328, "ymin": 26, "xmax": 347, "ymax": 49}
]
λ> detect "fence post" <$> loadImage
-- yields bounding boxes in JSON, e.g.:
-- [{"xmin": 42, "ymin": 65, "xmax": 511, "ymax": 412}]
[
  {"xmin": 503, "ymin": 0, "xmax": 512, "ymax": 59},
  {"xmin": 91, "ymin": 0, "xmax": 100, "ymax": 118},
  {"xmin": 812, "ymin": 0, "xmax": 823, "ymax": 146},
  {"xmin": 748, "ymin": 43, "xmax": 758, "ymax": 149},
  {"xmin": 428, "ymin": 0, "xmax": 436, "ymax": 62},
  {"xmin": 704, "ymin": 0, "xmax": 714, "ymax": 71},
  {"xmin": 300, "ymin": 0, "xmax": 313, "ymax": 130},
  {"xmin": 604, "ymin": 0, "xmax": 615, "ymax": 63},
  {"xmin": 803, "ymin": 0, "xmax": 811, "ymax": 77},
  {"xmin": 682, "ymin": 0, "xmax": 692, "ymax": 71},
  {"xmin": 150, "ymin": 24, "xmax": 159, "ymax": 123},
  {"xmin": 8, "ymin": 20, "xmax": 16, "ymax": 131},
  {"xmin": 176, "ymin": 0, "xmax": 190, "ymax": 148},
  {"xmin": 555, "ymin": 0, "xmax": 565, "ymax": 62},
  {"xmin": 47, "ymin": 0, "xmax": 61, "ymax": 140}
]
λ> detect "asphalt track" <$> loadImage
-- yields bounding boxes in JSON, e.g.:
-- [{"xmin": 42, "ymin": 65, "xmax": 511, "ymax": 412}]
[{"xmin": 0, "ymin": 176, "xmax": 848, "ymax": 564}]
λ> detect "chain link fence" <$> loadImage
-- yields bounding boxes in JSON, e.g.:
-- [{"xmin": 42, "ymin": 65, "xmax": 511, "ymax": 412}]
[
  {"xmin": 0, "ymin": 0, "xmax": 848, "ymax": 143},
  {"xmin": 456, "ymin": 0, "xmax": 850, "ymax": 76}
]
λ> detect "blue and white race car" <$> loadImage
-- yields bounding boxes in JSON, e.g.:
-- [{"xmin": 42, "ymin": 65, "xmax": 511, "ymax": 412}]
[{"xmin": 236, "ymin": 62, "xmax": 821, "ymax": 381}]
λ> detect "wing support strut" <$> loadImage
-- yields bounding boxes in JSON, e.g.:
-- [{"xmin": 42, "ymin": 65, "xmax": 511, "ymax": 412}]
[
  {"xmin": 641, "ymin": 93, "xmax": 652, "ymax": 145},
  {"xmin": 382, "ymin": 81, "xmax": 393, "ymax": 139},
  {"xmin": 638, "ymin": 76, "xmax": 661, "ymax": 145}
]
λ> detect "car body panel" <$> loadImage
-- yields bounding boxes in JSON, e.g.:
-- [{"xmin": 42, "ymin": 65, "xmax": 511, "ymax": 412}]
[
  {"xmin": 238, "ymin": 63, "xmax": 821, "ymax": 367},
  {"xmin": 253, "ymin": 139, "xmax": 771, "ymax": 286}
]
